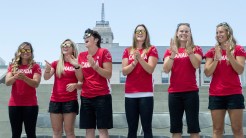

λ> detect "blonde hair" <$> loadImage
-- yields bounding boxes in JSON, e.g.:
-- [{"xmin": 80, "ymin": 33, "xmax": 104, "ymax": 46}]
[
  {"xmin": 56, "ymin": 39, "xmax": 78, "ymax": 78},
  {"xmin": 130, "ymin": 24, "xmax": 151, "ymax": 55},
  {"xmin": 11, "ymin": 42, "xmax": 35, "ymax": 73},
  {"xmin": 173, "ymin": 23, "xmax": 195, "ymax": 50},
  {"xmin": 216, "ymin": 22, "xmax": 237, "ymax": 51}
]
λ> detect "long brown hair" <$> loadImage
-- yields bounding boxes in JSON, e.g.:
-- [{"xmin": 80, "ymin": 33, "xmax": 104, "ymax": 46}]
[{"xmin": 130, "ymin": 24, "xmax": 151, "ymax": 54}]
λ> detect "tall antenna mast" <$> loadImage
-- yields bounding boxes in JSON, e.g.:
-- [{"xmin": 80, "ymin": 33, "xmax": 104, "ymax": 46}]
[{"xmin": 101, "ymin": 2, "xmax": 105, "ymax": 22}]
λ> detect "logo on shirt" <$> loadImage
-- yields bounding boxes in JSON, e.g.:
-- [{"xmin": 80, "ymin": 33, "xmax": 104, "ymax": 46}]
[
  {"xmin": 81, "ymin": 60, "xmax": 99, "ymax": 68},
  {"xmin": 175, "ymin": 53, "xmax": 188, "ymax": 58},
  {"xmin": 64, "ymin": 66, "xmax": 75, "ymax": 71},
  {"xmin": 18, "ymin": 69, "xmax": 32, "ymax": 74}
]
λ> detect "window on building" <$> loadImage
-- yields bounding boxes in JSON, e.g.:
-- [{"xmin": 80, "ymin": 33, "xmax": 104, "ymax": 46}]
[
  {"xmin": 119, "ymin": 71, "xmax": 126, "ymax": 83},
  {"xmin": 161, "ymin": 72, "xmax": 170, "ymax": 84}
]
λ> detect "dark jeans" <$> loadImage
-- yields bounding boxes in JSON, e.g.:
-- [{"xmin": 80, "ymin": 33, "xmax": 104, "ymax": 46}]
[
  {"xmin": 9, "ymin": 106, "xmax": 39, "ymax": 138},
  {"xmin": 125, "ymin": 97, "xmax": 153, "ymax": 138}
]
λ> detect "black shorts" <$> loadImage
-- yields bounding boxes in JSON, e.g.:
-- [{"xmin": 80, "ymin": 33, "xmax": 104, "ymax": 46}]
[
  {"xmin": 169, "ymin": 91, "xmax": 200, "ymax": 133},
  {"xmin": 79, "ymin": 94, "xmax": 113, "ymax": 129},
  {"xmin": 208, "ymin": 94, "xmax": 245, "ymax": 110},
  {"xmin": 48, "ymin": 100, "xmax": 79, "ymax": 114}
]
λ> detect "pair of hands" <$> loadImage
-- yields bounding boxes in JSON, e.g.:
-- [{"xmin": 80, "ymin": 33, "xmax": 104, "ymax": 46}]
[
  {"xmin": 132, "ymin": 49, "xmax": 145, "ymax": 65},
  {"xmin": 170, "ymin": 37, "xmax": 192, "ymax": 54},
  {"xmin": 214, "ymin": 40, "xmax": 234, "ymax": 60},
  {"xmin": 44, "ymin": 56, "xmax": 80, "ymax": 92},
  {"xmin": 12, "ymin": 71, "xmax": 27, "ymax": 81}
]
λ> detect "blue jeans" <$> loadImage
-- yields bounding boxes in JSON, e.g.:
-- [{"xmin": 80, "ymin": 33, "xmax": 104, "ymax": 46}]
[{"xmin": 125, "ymin": 97, "xmax": 153, "ymax": 138}]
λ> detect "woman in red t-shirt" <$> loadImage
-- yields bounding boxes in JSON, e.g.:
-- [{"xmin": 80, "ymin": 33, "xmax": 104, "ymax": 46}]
[
  {"xmin": 122, "ymin": 24, "xmax": 158, "ymax": 138},
  {"xmin": 68, "ymin": 29, "xmax": 113, "ymax": 138},
  {"xmin": 163, "ymin": 23, "xmax": 203, "ymax": 138},
  {"xmin": 5, "ymin": 42, "xmax": 42, "ymax": 138},
  {"xmin": 204, "ymin": 22, "xmax": 246, "ymax": 138},
  {"xmin": 44, "ymin": 39, "xmax": 80, "ymax": 138}
]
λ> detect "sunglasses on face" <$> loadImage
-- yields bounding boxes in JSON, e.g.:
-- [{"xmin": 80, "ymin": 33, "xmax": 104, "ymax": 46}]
[
  {"xmin": 177, "ymin": 23, "xmax": 190, "ymax": 28},
  {"xmin": 19, "ymin": 49, "xmax": 31, "ymax": 53},
  {"xmin": 61, "ymin": 43, "xmax": 72, "ymax": 48},
  {"xmin": 135, "ymin": 30, "xmax": 146, "ymax": 34},
  {"xmin": 83, "ymin": 33, "xmax": 92, "ymax": 39}
]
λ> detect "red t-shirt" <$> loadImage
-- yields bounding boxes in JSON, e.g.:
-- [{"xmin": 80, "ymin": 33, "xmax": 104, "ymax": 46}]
[
  {"xmin": 78, "ymin": 48, "xmax": 112, "ymax": 98},
  {"xmin": 163, "ymin": 46, "xmax": 203, "ymax": 93},
  {"xmin": 204, "ymin": 45, "xmax": 246, "ymax": 96},
  {"xmin": 122, "ymin": 46, "xmax": 159, "ymax": 93},
  {"xmin": 50, "ymin": 61, "xmax": 78, "ymax": 102},
  {"xmin": 7, "ymin": 64, "xmax": 42, "ymax": 106}
]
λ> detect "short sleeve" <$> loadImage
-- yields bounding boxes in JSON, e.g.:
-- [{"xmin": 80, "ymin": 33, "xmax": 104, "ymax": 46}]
[
  {"xmin": 122, "ymin": 48, "xmax": 129, "ymax": 59},
  {"xmin": 149, "ymin": 46, "xmax": 159, "ymax": 59},
  {"xmin": 204, "ymin": 48, "xmax": 215, "ymax": 59},
  {"xmin": 194, "ymin": 46, "xmax": 203, "ymax": 57},
  {"xmin": 33, "ymin": 64, "xmax": 42, "ymax": 75},
  {"xmin": 163, "ymin": 49, "xmax": 171, "ymax": 61},
  {"xmin": 234, "ymin": 45, "xmax": 246, "ymax": 57},
  {"xmin": 51, "ymin": 61, "xmax": 58, "ymax": 71},
  {"xmin": 103, "ymin": 49, "xmax": 112, "ymax": 63},
  {"xmin": 7, "ymin": 64, "xmax": 13, "ymax": 73}
]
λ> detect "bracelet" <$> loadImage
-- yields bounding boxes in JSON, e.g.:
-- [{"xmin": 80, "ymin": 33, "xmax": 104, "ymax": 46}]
[
  {"xmin": 169, "ymin": 57, "xmax": 174, "ymax": 60},
  {"xmin": 74, "ymin": 66, "xmax": 80, "ymax": 69}
]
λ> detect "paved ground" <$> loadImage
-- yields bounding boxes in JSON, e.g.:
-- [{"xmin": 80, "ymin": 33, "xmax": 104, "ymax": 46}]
[{"xmin": 1, "ymin": 84, "xmax": 246, "ymax": 137}]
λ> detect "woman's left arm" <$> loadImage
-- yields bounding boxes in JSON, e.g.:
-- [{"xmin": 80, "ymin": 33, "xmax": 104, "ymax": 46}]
[
  {"xmin": 227, "ymin": 54, "xmax": 245, "ymax": 75},
  {"xmin": 138, "ymin": 56, "xmax": 158, "ymax": 74},
  {"xmin": 188, "ymin": 53, "xmax": 202, "ymax": 69},
  {"xmin": 92, "ymin": 62, "xmax": 112, "ymax": 79},
  {"xmin": 21, "ymin": 73, "xmax": 41, "ymax": 88}
]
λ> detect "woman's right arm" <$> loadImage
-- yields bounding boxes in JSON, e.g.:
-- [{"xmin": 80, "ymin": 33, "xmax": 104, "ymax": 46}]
[
  {"xmin": 163, "ymin": 52, "xmax": 176, "ymax": 73},
  {"xmin": 122, "ymin": 58, "xmax": 137, "ymax": 76},
  {"xmin": 43, "ymin": 60, "xmax": 54, "ymax": 80},
  {"xmin": 204, "ymin": 58, "xmax": 218, "ymax": 77},
  {"xmin": 5, "ymin": 72, "xmax": 16, "ymax": 86},
  {"xmin": 43, "ymin": 68, "xmax": 55, "ymax": 80}
]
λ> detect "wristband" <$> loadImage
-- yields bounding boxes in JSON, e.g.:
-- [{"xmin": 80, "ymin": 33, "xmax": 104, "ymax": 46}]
[{"xmin": 74, "ymin": 66, "xmax": 80, "ymax": 69}]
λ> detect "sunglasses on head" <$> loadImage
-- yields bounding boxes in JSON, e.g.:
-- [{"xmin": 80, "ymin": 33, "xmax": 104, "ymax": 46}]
[
  {"xmin": 135, "ymin": 30, "xmax": 146, "ymax": 34},
  {"xmin": 217, "ymin": 22, "xmax": 230, "ymax": 28},
  {"xmin": 83, "ymin": 33, "xmax": 92, "ymax": 39},
  {"xmin": 177, "ymin": 23, "xmax": 190, "ymax": 28},
  {"xmin": 19, "ymin": 49, "xmax": 31, "ymax": 53},
  {"xmin": 61, "ymin": 43, "xmax": 72, "ymax": 48}
]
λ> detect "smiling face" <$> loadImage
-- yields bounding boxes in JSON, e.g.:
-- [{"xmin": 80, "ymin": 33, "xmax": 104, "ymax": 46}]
[
  {"xmin": 61, "ymin": 40, "xmax": 74, "ymax": 55},
  {"xmin": 20, "ymin": 45, "xmax": 32, "ymax": 60},
  {"xmin": 216, "ymin": 26, "xmax": 229, "ymax": 44},
  {"xmin": 176, "ymin": 25, "xmax": 191, "ymax": 42},
  {"xmin": 135, "ymin": 26, "xmax": 146, "ymax": 42},
  {"xmin": 84, "ymin": 35, "xmax": 98, "ymax": 48}
]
